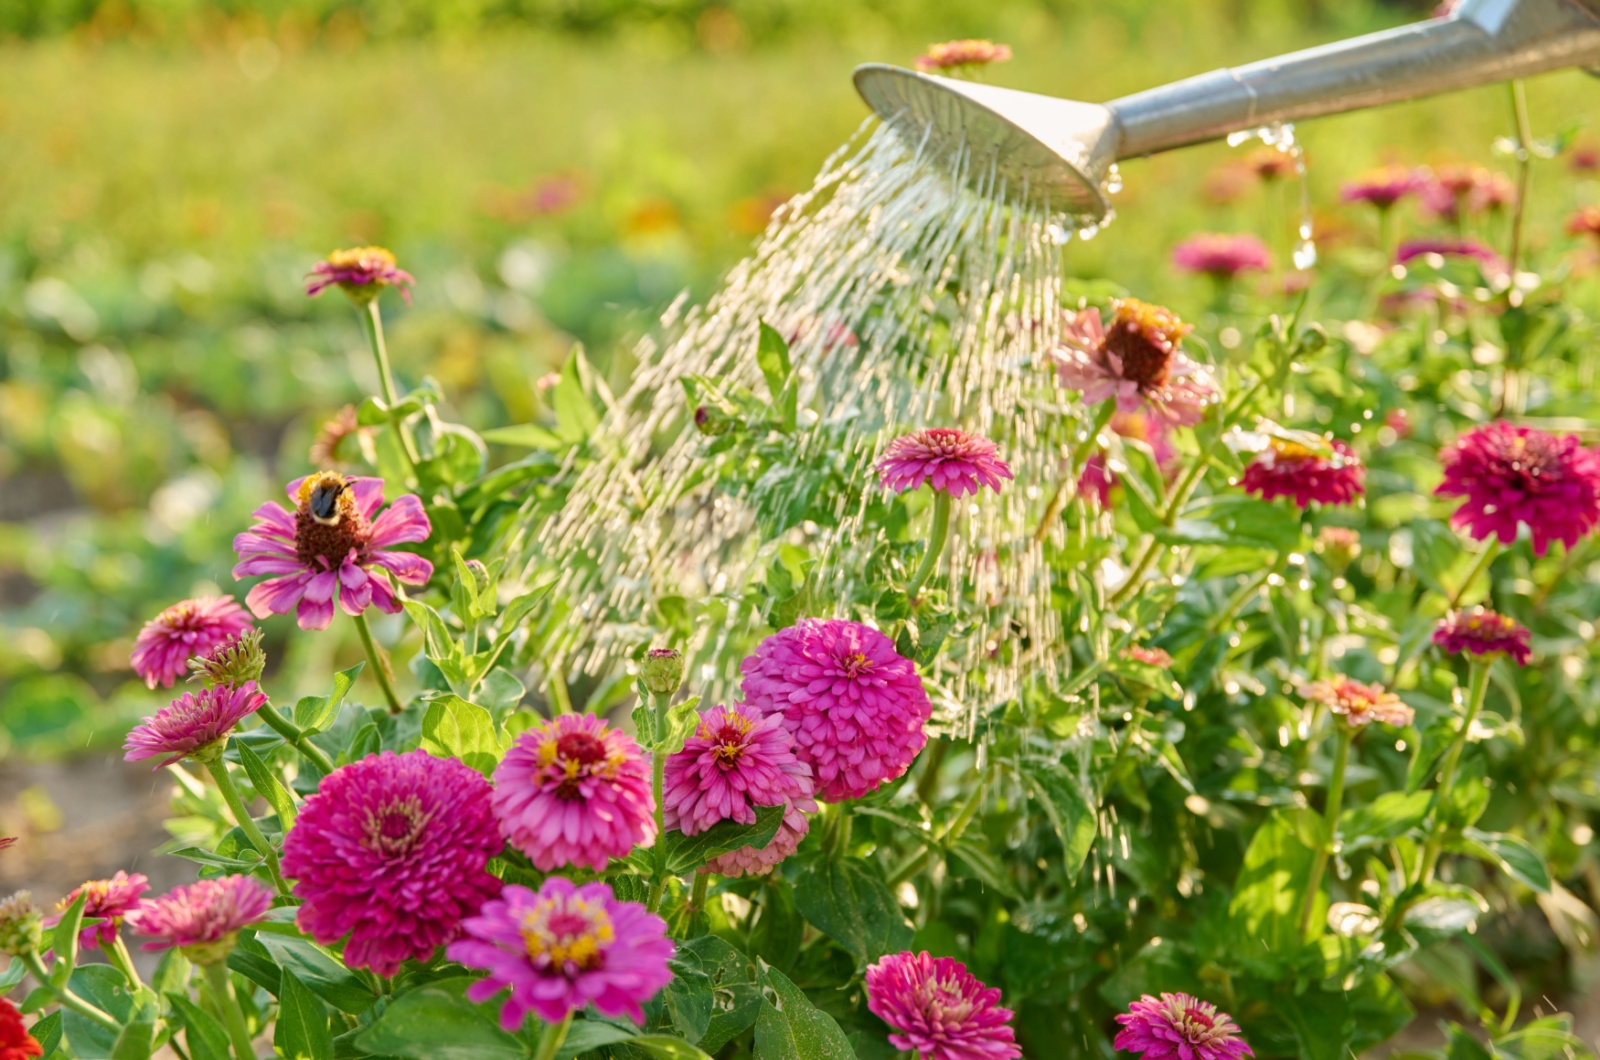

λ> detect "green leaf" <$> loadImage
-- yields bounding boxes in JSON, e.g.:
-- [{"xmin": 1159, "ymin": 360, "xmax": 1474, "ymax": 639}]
[
  {"xmin": 663, "ymin": 953, "xmax": 713, "ymax": 1044},
  {"xmin": 167, "ymin": 991, "xmax": 232, "ymax": 1060},
  {"xmin": 167, "ymin": 846, "xmax": 260, "ymax": 872},
  {"xmin": 1457, "ymin": 828, "xmax": 1551, "ymax": 893},
  {"xmin": 418, "ymin": 694, "xmax": 508, "ymax": 777},
  {"xmin": 275, "ymin": 970, "xmax": 334, "ymax": 1060},
  {"xmin": 681, "ymin": 936, "xmax": 762, "ymax": 1054},
  {"xmin": 661, "ymin": 803, "xmax": 785, "ymax": 875},
  {"xmin": 343, "ymin": 722, "xmax": 382, "ymax": 765},
  {"xmin": 753, "ymin": 962, "xmax": 857, "ymax": 1060},
  {"xmin": 109, "ymin": 1022, "xmax": 155, "ymax": 1060},
  {"xmin": 482, "ymin": 422, "xmax": 566, "ymax": 449},
  {"xmin": 789, "ymin": 856, "xmax": 913, "ymax": 965},
  {"xmin": 626, "ymin": 1037, "xmax": 717, "ymax": 1059},
  {"xmin": 948, "ymin": 839, "xmax": 1020, "ymax": 898},
  {"xmin": 295, "ymin": 663, "xmax": 364, "ymax": 733},
  {"xmin": 552, "ymin": 347, "xmax": 602, "ymax": 444},
  {"xmin": 1228, "ymin": 808, "xmax": 1320, "ymax": 967},
  {"xmin": 51, "ymin": 890, "xmax": 88, "ymax": 980},
  {"xmin": 29, "ymin": 1011, "xmax": 62, "ymax": 1056},
  {"xmin": 1404, "ymin": 886, "xmax": 1489, "ymax": 945},
  {"xmin": 756, "ymin": 322, "xmax": 798, "ymax": 432},
  {"xmin": 555, "ymin": 1019, "xmax": 638, "ymax": 1058},
  {"xmin": 0, "ymin": 958, "xmax": 23, "ymax": 992},
  {"xmin": 1021, "ymin": 760, "xmax": 1096, "ymax": 880},
  {"xmin": 1165, "ymin": 494, "xmax": 1303, "ymax": 552},
  {"xmin": 234, "ymin": 741, "xmax": 297, "ymax": 831},
  {"xmin": 1340, "ymin": 791, "xmax": 1431, "ymax": 851},
  {"xmin": 660, "ymin": 695, "xmax": 703, "ymax": 756},
  {"xmin": 62, "ymin": 965, "xmax": 153, "ymax": 1060},
  {"xmin": 1406, "ymin": 714, "xmax": 1458, "ymax": 794},
  {"xmin": 251, "ymin": 933, "xmax": 378, "ymax": 1015},
  {"xmin": 354, "ymin": 981, "xmax": 525, "ymax": 1060}
]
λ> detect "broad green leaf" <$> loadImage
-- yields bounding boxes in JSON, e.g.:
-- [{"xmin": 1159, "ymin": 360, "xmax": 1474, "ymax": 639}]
[
  {"xmin": 252, "ymin": 933, "xmax": 378, "ymax": 1015},
  {"xmin": 626, "ymin": 1037, "xmax": 717, "ymax": 1059},
  {"xmin": 555, "ymin": 1019, "xmax": 637, "ymax": 1058},
  {"xmin": 756, "ymin": 322, "xmax": 798, "ymax": 432},
  {"xmin": 663, "ymin": 803, "xmax": 785, "ymax": 875},
  {"xmin": 342, "ymin": 722, "xmax": 382, "ymax": 765},
  {"xmin": 167, "ymin": 846, "xmax": 260, "ymax": 872},
  {"xmin": 1404, "ymin": 886, "xmax": 1488, "ymax": 945},
  {"xmin": 1457, "ymin": 828, "xmax": 1551, "ymax": 893},
  {"xmin": 166, "ymin": 991, "xmax": 231, "ymax": 1060},
  {"xmin": 753, "ymin": 963, "xmax": 857, "ymax": 1060},
  {"xmin": 295, "ymin": 663, "xmax": 364, "ymax": 733},
  {"xmin": 660, "ymin": 695, "xmax": 703, "ymax": 755},
  {"xmin": 552, "ymin": 347, "xmax": 602, "ymax": 444},
  {"xmin": 1022, "ymin": 761, "xmax": 1096, "ymax": 880},
  {"xmin": 29, "ymin": 1011, "xmax": 62, "ymax": 1056},
  {"xmin": 1340, "ymin": 791, "xmax": 1431, "ymax": 850},
  {"xmin": 419, "ymin": 694, "xmax": 508, "ymax": 777},
  {"xmin": 948, "ymin": 839, "xmax": 1020, "ymax": 898},
  {"xmin": 108, "ymin": 1021, "xmax": 155, "ymax": 1060},
  {"xmin": 662, "ymin": 952, "xmax": 713, "ymax": 1044},
  {"xmin": 1165, "ymin": 494, "xmax": 1303, "ymax": 552},
  {"xmin": 62, "ymin": 965, "xmax": 153, "ymax": 1060},
  {"xmin": 682, "ymin": 936, "xmax": 762, "ymax": 1054},
  {"xmin": 789, "ymin": 856, "xmax": 913, "ymax": 965},
  {"xmin": 234, "ymin": 741, "xmax": 297, "ymax": 831},
  {"xmin": 481, "ymin": 422, "xmax": 565, "ymax": 449},
  {"xmin": 275, "ymin": 969, "xmax": 334, "ymax": 1060},
  {"xmin": 1228, "ymin": 808, "xmax": 1320, "ymax": 967},
  {"xmin": 354, "ymin": 982, "xmax": 525, "ymax": 1060},
  {"xmin": 0, "ymin": 958, "xmax": 24, "ymax": 991}
]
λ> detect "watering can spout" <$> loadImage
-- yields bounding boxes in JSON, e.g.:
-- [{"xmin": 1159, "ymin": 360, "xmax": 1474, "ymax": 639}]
[{"xmin": 854, "ymin": 0, "xmax": 1600, "ymax": 220}]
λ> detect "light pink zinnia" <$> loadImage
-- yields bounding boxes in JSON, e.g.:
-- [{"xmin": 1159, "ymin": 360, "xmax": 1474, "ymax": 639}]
[
  {"xmin": 1300, "ymin": 677, "xmax": 1414, "ymax": 728},
  {"xmin": 1114, "ymin": 993, "xmax": 1253, "ymax": 1060},
  {"xmin": 130, "ymin": 597, "xmax": 253, "ymax": 690},
  {"xmin": 740, "ymin": 619, "xmax": 931, "ymax": 802},
  {"xmin": 662, "ymin": 704, "xmax": 818, "ymax": 877},
  {"xmin": 305, "ymin": 246, "xmax": 414, "ymax": 304},
  {"xmin": 1434, "ymin": 607, "xmax": 1533, "ymax": 666},
  {"xmin": 123, "ymin": 682, "xmax": 268, "ymax": 768},
  {"xmin": 46, "ymin": 872, "xmax": 149, "ymax": 950},
  {"xmin": 492, "ymin": 714, "xmax": 655, "ymax": 872},
  {"xmin": 1340, "ymin": 165, "xmax": 1421, "ymax": 210},
  {"xmin": 914, "ymin": 39, "xmax": 1013, "ymax": 73},
  {"xmin": 1239, "ymin": 438, "xmax": 1365, "ymax": 508},
  {"xmin": 1171, "ymin": 233, "xmax": 1272, "ymax": 278},
  {"xmin": 877, "ymin": 429, "xmax": 1014, "ymax": 498},
  {"xmin": 447, "ymin": 877, "xmax": 673, "ymax": 1031},
  {"xmin": 232, "ymin": 472, "xmax": 433, "ymax": 631},
  {"xmin": 1435, "ymin": 421, "xmax": 1600, "ymax": 555},
  {"xmin": 125, "ymin": 875, "xmax": 272, "ymax": 963},
  {"xmin": 1419, "ymin": 163, "xmax": 1513, "ymax": 220},
  {"xmin": 1054, "ymin": 299, "xmax": 1218, "ymax": 427},
  {"xmin": 865, "ymin": 951, "xmax": 1021, "ymax": 1060}
]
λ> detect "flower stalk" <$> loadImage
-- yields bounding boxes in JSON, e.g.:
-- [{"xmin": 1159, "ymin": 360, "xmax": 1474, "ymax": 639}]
[
  {"xmin": 204, "ymin": 756, "xmax": 288, "ymax": 896},
  {"xmin": 532, "ymin": 1013, "xmax": 575, "ymax": 1060},
  {"xmin": 360, "ymin": 300, "xmax": 422, "ymax": 484},
  {"xmin": 648, "ymin": 688, "xmax": 673, "ymax": 913},
  {"xmin": 889, "ymin": 756, "xmax": 995, "ymax": 887},
  {"xmin": 351, "ymin": 612, "xmax": 404, "ymax": 715},
  {"xmin": 19, "ymin": 952, "xmax": 120, "ymax": 1032},
  {"xmin": 1298, "ymin": 721, "xmax": 1352, "ymax": 938},
  {"xmin": 203, "ymin": 959, "xmax": 259, "ymax": 1060},
  {"xmin": 905, "ymin": 491, "xmax": 952, "ymax": 604},
  {"xmin": 1417, "ymin": 660, "xmax": 1492, "ymax": 885},
  {"xmin": 255, "ymin": 703, "xmax": 337, "ymax": 775}
]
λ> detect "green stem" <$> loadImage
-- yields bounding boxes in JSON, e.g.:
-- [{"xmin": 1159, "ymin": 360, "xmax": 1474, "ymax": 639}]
[
  {"xmin": 1417, "ymin": 661, "xmax": 1492, "ymax": 886},
  {"xmin": 546, "ymin": 656, "xmax": 573, "ymax": 715},
  {"xmin": 888, "ymin": 757, "xmax": 995, "ymax": 887},
  {"xmin": 1448, "ymin": 540, "xmax": 1499, "ymax": 609},
  {"xmin": 1034, "ymin": 401, "xmax": 1117, "ymax": 543},
  {"xmin": 648, "ymin": 690, "xmax": 672, "ymax": 913},
  {"xmin": 255, "ymin": 703, "xmax": 337, "ymax": 775},
  {"xmin": 204, "ymin": 756, "xmax": 288, "ymax": 896},
  {"xmin": 1206, "ymin": 555, "xmax": 1282, "ymax": 635},
  {"xmin": 351, "ymin": 612, "xmax": 404, "ymax": 714},
  {"xmin": 532, "ymin": 1014, "xmax": 575, "ymax": 1060},
  {"xmin": 1298, "ymin": 722, "xmax": 1352, "ymax": 938},
  {"xmin": 904, "ymin": 492, "xmax": 952, "ymax": 604},
  {"xmin": 678, "ymin": 872, "xmax": 711, "ymax": 935},
  {"xmin": 914, "ymin": 738, "xmax": 949, "ymax": 807},
  {"xmin": 360, "ymin": 300, "xmax": 422, "ymax": 482},
  {"xmin": 203, "ymin": 960, "xmax": 258, "ymax": 1060},
  {"xmin": 1506, "ymin": 79, "xmax": 1534, "ymax": 277},
  {"xmin": 107, "ymin": 934, "xmax": 144, "ymax": 990},
  {"xmin": 20, "ymin": 952, "xmax": 120, "ymax": 1032}
]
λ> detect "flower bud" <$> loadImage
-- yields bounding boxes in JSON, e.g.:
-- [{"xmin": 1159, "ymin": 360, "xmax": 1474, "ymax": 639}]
[
  {"xmin": 640, "ymin": 648, "xmax": 685, "ymax": 696},
  {"xmin": 465, "ymin": 559, "xmax": 494, "ymax": 595},
  {"xmin": 188, "ymin": 629, "xmax": 267, "ymax": 689},
  {"xmin": 693, "ymin": 405, "xmax": 739, "ymax": 437},
  {"xmin": 1316, "ymin": 526, "xmax": 1361, "ymax": 573},
  {"xmin": 0, "ymin": 892, "xmax": 42, "ymax": 957}
]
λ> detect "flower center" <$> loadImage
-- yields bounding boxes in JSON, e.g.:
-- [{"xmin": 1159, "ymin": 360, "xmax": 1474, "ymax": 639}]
[
  {"xmin": 1493, "ymin": 431, "xmax": 1559, "ymax": 485},
  {"xmin": 546, "ymin": 730, "xmax": 611, "ymax": 800},
  {"xmin": 520, "ymin": 895, "xmax": 615, "ymax": 971},
  {"xmin": 917, "ymin": 977, "xmax": 975, "ymax": 1027},
  {"xmin": 293, "ymin": 472, "xmax": 370, "ymax": 570},
  {"xmin": 1179, "ymin": 1005, "xmax": 1218, "ymax": 1041},
  {"xmin": 366, "ymin": 800, "xmax": 428, "ymax": 857},
  {"xmin": 1269, "ymin": 439, "xmax": 1318, "ymax": 462},
  {"xmin": 840, "ymin": 651, "xmax": 874, "ymax": 679},
  {"xmin": 1104, "ymin": 299, "xmax": 1189, "ymax": 390},
  {"xmin": 555, "ymin": 731, "xmax": 606, "ymax": 765}
]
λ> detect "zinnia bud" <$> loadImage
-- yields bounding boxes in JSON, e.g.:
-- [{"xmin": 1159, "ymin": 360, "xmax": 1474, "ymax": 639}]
[
  {"xmin": 0, "ymin": 892, "xmax": 42, "ymax": 957},
  {"xmin": 693, "ymin": 405, "xmax": 739, "ymax": 437},
  {"xmin": 641, "ymin": 648, "xmax": 685, "ymax": 696},
  {"xmin": 188, "ymin": 629, "xmax": 267, "ymax": 689}
]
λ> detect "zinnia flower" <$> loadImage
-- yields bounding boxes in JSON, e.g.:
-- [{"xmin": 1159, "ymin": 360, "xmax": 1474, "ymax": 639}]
[
  {"xmin": 1300, "ymin": 677, "xmax": 1414, "ymax": 728},
  {"xmin": 233, "ymin": 472, "xmax": 433, "ymax": 631},
  {"xmin": 130, "ymin": 597, "xmax": 253, "ymax": 690},
  {"xmin": 663, "ymin": 704, "xmax": 818, "ymax": 877},
  {"xmin": 47, "ymin": 871, "xmax": 148, "ymax": 950},
  {"xmin": 865, "ymin": 951, "xmax": 1021, "ymax": 1060},
  {"xmin": 1434, "ymin": 607, "xmax": 1533, "ymax": 666},
  {"xmin": 0, "ymin": 997, "xmax": 42, "ymax": 1060},
  {"xmin": 282, "ymin": 750, "xmax": 503, "ymax": 978},
  {"xmin": 123, "ymin": 682, "xmax": 268, "ymax": 768},
  {"xmin": 492, "ymin": 714, "xmax": 655, "ymax": 872},
  {"xmin": 306, "ymin": 246, "xmax": 414, "ymax": 304},
  {"xmin": 1078, "ymin": 453, "xmax": 1115, "ymax": 508},
  {"xmin": 1435, "ymin": 421, "xmax": 1600, "ymax": 555},
  {"xmin": 1396, "ymin": 237, "xmax": 1507, "ymax": 275},
  {"xmin": 447, "ymin": 877, "xmax": 673, "ymax": 1031},
  {"xmin": 1054, "ymin": 299, "xmax": 1217, "ymax": 427},
  {"xmin": 1420, "ymin": 164, "xmax": 1513, "ymax": 220},
  {"xmin": 1123, "ymin": 646, "xmax": 1173, "ymax": 668},
  {"xmin": 126, "ymin": 875, "xmax": 272, "ymax": 964},
  {"xmin": 308, "ymin": 404, "xmax": 367, "ymax": 466},
  {"xmin": 1245, "ymin": 148, "xmax": 1296, "ymax": 182},
  {"xmin": 1340, "ymin": 165, "xmax": 1421, "ymax": 210},
  {"xmin": 1171, "ymin": 233, "xmax": 1272, "ymax": 279},
  {"xmin": 740, "ymin": 619, "xmax": 931, "ymax": 802},
  {"xmin": 914, "ymin": 39, "xmax": 1013, "ymax": 73},
  {"xmin": 1566, "ymin": 205, "xmax": 1600, "ymax": 242},
  {"xmin": 1114, "ymin": 993, "xmax": 1253, "ymax": 1060},
  {"xmin": 878, "ymin": 429, "xmax": 1014, "ymax": 498},
  {"xmin": 1239, "ymin": 438, "xmax": 1364, "ymax": 508}
]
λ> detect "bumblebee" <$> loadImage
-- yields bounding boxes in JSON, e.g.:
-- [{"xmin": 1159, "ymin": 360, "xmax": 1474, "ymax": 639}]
[{"xmin": 307, "ymin": 475, "xmax": 349, "ymax": 526}]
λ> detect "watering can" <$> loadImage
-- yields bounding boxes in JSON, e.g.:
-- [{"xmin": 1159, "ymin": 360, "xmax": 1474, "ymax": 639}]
[{"xmin": 854, "ymin": 0, "xmax": 1600, "ymax": 220}]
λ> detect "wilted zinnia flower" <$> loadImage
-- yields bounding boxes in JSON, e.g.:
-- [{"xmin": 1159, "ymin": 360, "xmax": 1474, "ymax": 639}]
[
  {"xmin": 281, "ymin": 749, "xmax": 503, "ymax": 977},
  {"xmin": 1114, "ymin": 993, "xmax": 1253, "ymax": 1060},
  {"xmin": 1340, "ymin": 165, "xmax": 1421, "ymax": 210},
  {"xmin": 1054, "ymin": 299, "xmax": 1217, "ymax": 427},
  {"xmin": 1171, "ymin": 233, "xmax": 1272, "ymax": 279},
  {"xmin": 492, "ymin": 714, "xmax": 655, "ymax": 872},
  {"xmin": 1396, "ymin": 237, "xmax": 1508, "ymax": 276},
  {"xmin": 0, "ymin": 997, "xmax": 41, "ymax": 1060},
  {"xmin": 233, "ymin": 472, "xmax": 433, "ymax": 631},
  {"xmin": 123, "ymin": 682, "xmax": 268, "ymax": 768},
  {"xmin": 1434, "ymin": 607, "xmax": 1533, "ymax": 666},
  {"xmin": 126, "ymin": 875, "xmax": 272, "ymax": 964},
  {"xmin": 447, "ymin": 877, "xmax": 673, "ymax": 1031},
  {"xmin": 306, "ymin": 246, "xmax": 414, "ymax": 304},
  {"xmin": 1301, "ymin": 677, "xmax": 1414, "ymax": 728},
  {"xmin": 1240, "ymin": 438, "xmax": 1364, "ymax": 508},
  {"xmin": 878, "ymin": 429, "xmax": 1014, "ymax": 498},
  {"xmin": 308, "ymin": 404, "xmax": 367, "ymax": 466},
  {"xmin": 130, "ymin": 597, "xmax": 253, "ymax": 690},
  {"xmin": 1435, "ymin": 421, "xmax": 1600, "ymax": 555},
  {"xmin": 740, "ymin": 619, "xmax": 931, "ymax": 802},
  {"xmin": 47, "ymin": 871, "xmax": 149, "ymax": 950},
  {"xmin": 914, "ymin": 39, "xmax": 1013, "ymax": 73},
  {"xmin": 865, "ymin": 950, "xmax": 1021, "ymax": 1060}
]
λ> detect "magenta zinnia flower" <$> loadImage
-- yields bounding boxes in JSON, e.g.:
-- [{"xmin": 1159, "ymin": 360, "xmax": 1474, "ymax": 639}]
[
  {"xmin": 1171, "ymin": 233, "xmax": 1272, "ymax": 279},
  {"xmin": 1340, "ymin": 165, "xmax": 1421, "ymax": 210},
  {"xmin": 281, "ymin": 749, "xmax": 503, "ymax": 978},
  {"xmin": 123, "ymin": 682, "xmax": 268, "ymax": 768},
  {"xmin": 1240, "ymin": 438, "xmax": 1364, "ymax": 508},
  {"xmin": 233, "ymin": 472, "xmax": 433, "ymax": 631},
  {"xmin": 878, "ymin": 429, "xmax": 1014, "ymax": 498},
  {"xmin": 47, "ymin": 872, "xmax": 148, "ymax": 950},
  {"xmin": 447, "ymin": 877, "xmax": 673, "ymax": 1031},
  {"xmin": 1115, "ymin": 993, "xmax": 1253, "ymax": 1060},
  {"xmin": 305, "ymin": 246, "xmax": 414, "ymax": 304},
  {"xmin": 126, "ymin": 875, "xmax": 272, "ymax": 964},
  {"xmin": 865, "ymin": 951, "xmax": 1021, "ymax": 1060},
  {"xmin": 1436, "ymin": 421, "xmax": 1600, "ymax": 555},
  {"xmin": 1054, "ymin": 299, "xmax": 1217, "ymax": 427},
  {"xmin": 914, "ymin": 39, "xmax": 1013, "ymax": 73},
  {"xmin": 1396, "ymin": 238, "xmax": 1507, "ymax": 276},
  {"xmin": 1419, "ymin": 164, "xmax": 1513, "ymax": 220},
  {"xmin": 740, "ymin": 619, "xmax": 931, "ymax": 802},
  {"xmin": 1434, "ymin": 607, "xmax": 1533, "ymax": 666},
  {"xmin": 662, "ymin": 704, "xmax": 818, "ymax": 877},
  {"xmin": 492, "ymin": 714, "xmax": 655, "ymax": 872},
  {"xmin": 130, "ymin": 597, "xmax": 253, "ymax": 690}
]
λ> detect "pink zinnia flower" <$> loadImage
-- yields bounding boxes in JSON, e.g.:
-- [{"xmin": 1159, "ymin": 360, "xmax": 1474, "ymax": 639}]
[
  {"xmin": 1123, "ymin": 646, "xmax": 1173, "ymax": 668},
  {"xmin": 1171, "ymin": 233, "xmax": 1272, "ymax": 279},
  {"xmin": 130, "ymin": 597, "xmax": 253, "ymax": 690},
  {"xmin": 1054, "ymin": 299, "xmax": 1217, "ymax": 427},
  {"xmin": 1567, "ymin": 205, "xmax": 1600, "ymax": 243},
  {"xmin": 914, "ymin": 39, "xmax": 1013, "ymax": 73},
  {"xmin": 447, "ymin": 877, "xmax": 673, "ymax": 1031},
  {"xmin": 1114, "ymin": 993, "xmax": 1253, "ymax": 1060},
  {"xmin": 1300, "ymin": 677, "xmax": 1414, "ymax": 728},
  {"xmin": 1436, "ymin": 421, "xmax": 1600, "ymax": 555},
  {"xmin": 865, "ymin": 951, "xmax": 1021, "ymax": 1060},
  {"xmin": 662, "ymin": 704, "xmax": 818, "ymax": 877},
  {"xmin": 232, "ymin": 472, "xmax": 433, "ymax": 631},
  {"xmin": 126, "ymin": 875, "xmax": 272, "ymax": 963},
  {"xmin": 1396, "ymin": 237, "xmax": 1508, "ymax": 278},
  {"xmin": 1340, "ymin": 165, "xmax": 1421, "ymax": 210},
  {"xmin": 1078, "ymin": 453, "xmax": 1115, "ymax": 508},
  {"xmin": 877, "ymin": 429, "xmax": 1014, "ymax": 498},
  {"xmin": 492, "ymin": 714, "xmax": 655, "ymax": 872},
  {"xmin": 305, "ymin": 246, "xmax": 414, "ymax": 304},
  {"xmin": 123, "ymin": 682, "xmax": 268, "ymax": 768},
  {"xmin": 281, "ymin": 749, "xmax": 502, "ymax": 977},
  {"xmin": 1420, "ymin": 164, "xmax": 1513, "ymax": 220},
  {"xmin": 1434, "ymin": 607, "xmax": 1533, "ymax": 666},
  {"xmin": 740, "ymin": 619, "xmax": 931, "ymax": 802},
  {"xmin": 46, "ymin": 872, "xmax": 148, "ymax": 950},
  {"xmin": 1239, "ymin": 438, "xmax": 1364, "ymax": 508}
]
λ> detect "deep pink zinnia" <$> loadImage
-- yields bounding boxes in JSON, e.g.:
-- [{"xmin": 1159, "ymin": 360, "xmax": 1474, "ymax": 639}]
[
  {"xmin": 305, "ymin": 246, "xmax": 414, "ymax": 304},
  {"xmin": 129, "ymin": 597, "xmax": 253, "ymax": 690},
  {"xmin": 878, "ymin": 429, "xmax": 1014, "ymax": 498},
  {"xmin": 46, "ymin": 872, "xmax": 148, "ymax": 950},
  {"xmin": 123, "ymin": 682, "xmax": 268, "ymax": 768},
  {"xmin": 865, "ymin": 951, "xmax": 1021, "ymax": 1060},
  {"xmin": 1239, "ymin": 438, "xmax": 1365, "ymax": 508},
  {"xmin": 1055, "ymin": 299, "xmax": 1217, "ymax": 427},
  {"xmin": 740, "ymin": 619, "xmax": 931, "ymax": 803},
  {"xmin": 662, "ymin": 704, "xmax": 818, "ymax": 877},
  {"xmin": 1171, "ymin": 233, "xmax": 1272, "ymax": 279},
  {"xmin": 1436, "ymin": 421, "xmax": 1600, "ymax": 555},
  {"xmin": 232, "ymin": 472, "xmax": 433, "ymax": 631},
  {"xmin": 1434, "ymin": 607, "xmax": 1533, "ymax": 666},
  {"xmin": 1395, "ymin": 238, "xmax": 1507, "ymax": 276},
  {"xmin": 1340, "ymin": 165, "xmax": 1421, "ymax": 210},
  {"xmin": 281, "ymin": 749, "xmax": 503, "ymax": 978},
  {"xmin": 492, "ymin": 714, "xmax": 655, "ymax": 872},
  {"xmin": 447, "ymin": 877, "xmax": 673, "ymax": 1031},
  {"xmin": 1115, "ymin": 993, "xmax": 1253, "ymax": 1060},
  {"xmin": 125, "ymin": 875, "xmax": 272, "ymax": 964}
]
